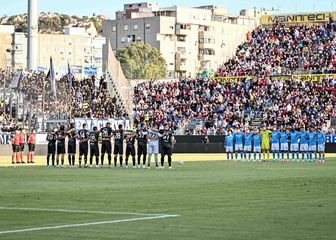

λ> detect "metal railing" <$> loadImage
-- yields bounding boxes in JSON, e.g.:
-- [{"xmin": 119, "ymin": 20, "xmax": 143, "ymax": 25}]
[{"xmin": 105, "ymin": 42, "xmax": 133, "ymax": 119}]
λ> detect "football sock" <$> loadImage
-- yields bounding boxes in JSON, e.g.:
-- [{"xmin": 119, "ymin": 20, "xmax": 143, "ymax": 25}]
[
  {"xmin": 296, "ymin": 152, "xmax": 299, "ymax": 160},
  {"xmin": 235, "ymin": 152, "xmax": 238, "ymax": 160},
  {"xmin": 132, "ymin": 156, "xmax": 136, "ymax": 166},
  {"xmin": 52, "ymin": 155, "xmax": 55, "ymax": 166},
  {"xmin": 253, "ymin": 153, "xmax": 256, "ymax": 160},
  {"xmin": 114, "ymin": 156, "xmax": 117, "ymax": 167},
  {"xmin": 68, "ymin": 155, "xmax": 72, "ymax": 165},
  {"xmin": 272, "ymin": 152, "xmax": 275, "ymax": 160},
  {"xmin": 168, "ymin": 156, "xmax": 172, "ymax": 167},
  {"xmin": 108, "ymin": 155, "xmax": 112, "ymax": 166},
  {"xmin": 138, "ymin": 155, "xmax": 141, "ymax": 165},
  {"xmin": 79, "ymin": 157, "xmax": 82, "ymax": 167},
  {"xmin": 259, "ymin": 153, "xmax": 262, "ymax": 160},
  {"xmin": 101, "ymin": 155, "xmax": 104, "ymax": 166},
  {"xmin": 47, "ymin": 154, "xmax": 50, "ymax": 166},
  {"xmin": 119, "ymin": 156, "xmax": 123, "ymax": 166},
  {"xmin": 148, "ymin": 154, "xmax": 152, "ymax": 166},
  {"xmin": 72, "ymin": 155, "xmax": 75, "ymax": 166},
  {"xmin": 143, "ymin": 154, "xmax": 147, "ymax": 165},
  {"xmin": 161, "ymin": 156, "xmax": 164, "ymax": 167},
  {"xmin": 277, "ymin": 152, "xmax": 280, "ymax": 160},
  {"xmin": 95, "ymin": 156, "xmax": 99, "ymax": 166},
  {"xmin": 154, "ymin": 154, "xmax": 159, "ymax": 167}
]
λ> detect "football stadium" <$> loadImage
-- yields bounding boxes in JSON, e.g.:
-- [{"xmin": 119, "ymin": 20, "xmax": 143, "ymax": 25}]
[{"xmin": 0, "ymin": 0, "xmax": 336, "ymax": 239}]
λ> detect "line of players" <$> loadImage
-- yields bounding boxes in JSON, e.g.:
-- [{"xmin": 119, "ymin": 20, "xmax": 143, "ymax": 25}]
[
  {"xmin": 46, "ymin": 122, "xmax": 175, "ymax": 169},
  {"xmin": 224, "ymin": 127, "xmax": 326, "ymax": 163},
  {"xmin": 11, "ymin": 128, "xmax": 36, "ymax": 164}
]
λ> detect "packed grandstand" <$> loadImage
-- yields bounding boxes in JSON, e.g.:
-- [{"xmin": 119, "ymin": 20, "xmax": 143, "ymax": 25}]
[{"xmin": 0, "ymin": 23, "xmax": 336, "ymax": 134}]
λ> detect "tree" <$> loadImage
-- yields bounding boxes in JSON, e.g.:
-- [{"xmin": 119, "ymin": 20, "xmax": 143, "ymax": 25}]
[{"xmin": 116, "ymin": 41, "xmax": 167, "ymax": 80}]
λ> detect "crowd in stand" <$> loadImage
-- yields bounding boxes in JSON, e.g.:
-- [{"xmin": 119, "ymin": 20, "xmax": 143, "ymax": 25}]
[
  {"xmin": 0, "ymin": 69, "xmax": 126, "ymax": 132},
  {"xmin": 133, "ymin": 76, "xmax": 336, "ymax": 135},
  {"xmin": 217, "ymin": 23, "xmax": 336, "ymax": 77}
]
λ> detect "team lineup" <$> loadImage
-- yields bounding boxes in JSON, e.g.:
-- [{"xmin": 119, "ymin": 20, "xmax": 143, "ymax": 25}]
[
  {"xmin": 11, "ymin": 122, "xmax": 175, "ymax": 169},
  {"xmin": 225, "ymin": 127, "xmax": 326, "ymax": 163}
]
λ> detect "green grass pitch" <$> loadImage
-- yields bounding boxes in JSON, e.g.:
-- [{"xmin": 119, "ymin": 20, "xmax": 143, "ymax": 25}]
[{"xmin": 0, "ymin": 158, "xmax": 335, "ymax": 240}]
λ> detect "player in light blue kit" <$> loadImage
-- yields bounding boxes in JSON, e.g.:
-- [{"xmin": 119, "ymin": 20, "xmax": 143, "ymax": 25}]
[
  {"xmin": 147, "ymin": 128, "xmax": 160, "ymax": 169},
  {"xmin": 243, "ymin": 129, "xmax": 253, "ymax": 161},
  {"xmin": 225, "ymin": 130, "xmax": 234, "ymax": 161},
  {"xmin": 299, "ymin": 130, "xmax": 309, "ymax": 162},
  {"xmin": 253, "ymin": 129, "xmax": 262, "ymax": 161},
  {"xmin": 308, "ymin": 127, "xmax": 317, "ymax": 162},
  {"xmin": 270, "ymin": 127, "xmax": 280, "ymax": 162},
  {"xmin": 233, "ymin": 128, "xmax": 243, "ymax": 161},
  {"xmin": 290, "ymin": 129, "xmax": 299, "ymax": 162},
  {"xmin": 280, "ymin": 128, "xmax": 289, "ymax": 162},
  {"xmin": 317, "ymin": 128, "xmax": 326, "ymax": 163}
]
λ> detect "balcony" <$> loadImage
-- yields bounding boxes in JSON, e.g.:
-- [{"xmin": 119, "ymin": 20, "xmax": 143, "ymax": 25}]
[
  {"xmin": 176, "ymin": 24, "xmax": 191, "ymax": 35},
  {"xmin": 199, "ymin": 42, "xmax": 215, "ymax": 49},
  {"xmin": 176, "ymin": 52, "xmax": 188, "ymax": 60},
  {"xmin": 176, "ymin": 62, "xmax": 188, "ymax": 71}
]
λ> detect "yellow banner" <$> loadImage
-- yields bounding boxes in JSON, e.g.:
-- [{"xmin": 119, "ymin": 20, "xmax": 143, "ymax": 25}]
[
  {"xmin": 213, "ymin": 74, "xmax": 336, "ymax": 83},
  {"xmin": 261, "ymin": 12, "xmax": 336, "ymax": 25}
]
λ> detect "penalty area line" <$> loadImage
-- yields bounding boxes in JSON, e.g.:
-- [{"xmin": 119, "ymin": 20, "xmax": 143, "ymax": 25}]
[{"xmin": 0, "ymin": 214, "xmax": 179, "ymax": 235}]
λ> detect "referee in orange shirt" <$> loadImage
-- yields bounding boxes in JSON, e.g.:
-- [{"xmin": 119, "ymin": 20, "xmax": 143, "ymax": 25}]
[{"xmin": 27, "ymin": 128, "xmax": 36, "ymax": 163}]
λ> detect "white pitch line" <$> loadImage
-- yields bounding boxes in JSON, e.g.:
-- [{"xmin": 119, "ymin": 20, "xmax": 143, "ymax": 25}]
[
  {"xmin": 0, "ymin": 214, "xmax": 179, "ymax": 235},
  {"xmin": 0, "ymin": 206, "xmax": 166, "ymax": 216}
]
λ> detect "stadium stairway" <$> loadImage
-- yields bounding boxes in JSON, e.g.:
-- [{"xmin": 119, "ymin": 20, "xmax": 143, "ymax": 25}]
[{"xmin": 105, "ymin": 43, "xmax": 133, "ymax": 120}]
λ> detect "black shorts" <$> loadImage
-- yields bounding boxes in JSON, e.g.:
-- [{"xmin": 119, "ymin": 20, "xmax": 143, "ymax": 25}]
[
  {"xmin": 79, "ymin": 143, "xmax": 88, "ymax": 156},
  {"xmin": 126, "ymin": 144, "xmax": 135, "ymax": 156},
  {"xmin": 20, "ymin": 143, "xmax": 24, "ymax": 151},
  {"xmin": 12, "ymin": 144, "xmax": 20, "ymax": 153},
  {"xmin": 68, "ymin": 142, "xmax": 76, "ymax": 154},
  {"xmin": 101, "ymin": 141, "xmax": 112, "ymax": 155},
  {"xmin": 90, "ymin": 144, "xmax": 99, "ymax": 157},
  {"xmin": 137, "ymin": 144, "xmax": 147, "ymax": 156},
  {"xmin": 114, "ymin": 143, "xmax": 123, "ymax": 155},
  {"xmin": 48, "ymin": 143, "xmax": 56, "ymax": 155},
  {"xmin": 28, "ymin": 144, "xmax": 35, "ymax": 152},
  {"xmin": 161, "ymin": 144, "xmax": 172, "ymax": 156},
  {"xmin": 57, "ymin": 143, "xmax": 66, "ymax": 155}
]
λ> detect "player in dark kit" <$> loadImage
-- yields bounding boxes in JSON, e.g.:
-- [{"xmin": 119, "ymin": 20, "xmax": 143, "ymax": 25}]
[
  {"xmin": 56, "ymin": 125, "xmax": 67, "ymax": 167},
  {"xmin": 46, "ymin": 129, "xmax": 57, "ymax": 167},
  {"xmin": 113, "ymin": 124, "xmax": 127, "ymax": 168},
  {"xmin": 89, "ymin": 126, "xmax": 100, "ymax": 168},
  {"xmin": 67, "ymin": 123, "xmax": 77, "ymax": 167},
  {"xmin": 160, "ymin": 124, "xmax": 175, "ymax": 169},
  {"xmin": 100, "ymin": 122, "xmax": 113, "ymax": 167},
  {"xmin": 125, "ymin": 131, "xmax": 136, "ymax": 168},
  {"xmin": 77, "ymin": 123, "xmax": 89, "ymax": 168},
  {"xmin": 136, "ymin": 123, "xmax": 148, "ymax": 168}
]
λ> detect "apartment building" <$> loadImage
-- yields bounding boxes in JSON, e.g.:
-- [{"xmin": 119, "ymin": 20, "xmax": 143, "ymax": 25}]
[
  {"xmin": 0, "ymin": 26, "xmax": 105, "ymax": 77},
  {"xmin": 103, "ymin": 3, "xmax": 260, "ymax": 78}
]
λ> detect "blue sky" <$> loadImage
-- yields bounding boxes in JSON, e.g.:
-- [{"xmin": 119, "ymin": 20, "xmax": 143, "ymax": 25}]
[{"xmin": 1, "ymin": 0, "xmax": 336, "ymax": 19}]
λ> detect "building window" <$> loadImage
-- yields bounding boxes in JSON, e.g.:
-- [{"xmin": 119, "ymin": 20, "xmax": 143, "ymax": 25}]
[
  {"xmin": 145, "ymin": 23, "xmax": 150, "ymax": 30},
  {"xmin": 121, "ymin": 37, "xmax": 126, "ymax": 43},
  {"xmin": 112, "ymin": 26, "xmax": 116, "ymax": 32},
  {"xmin": 133, "ymin": 24, "xmax": 138, "ymax": 30},
  {"xmin": 124, "ymin": 25, "xmax": 129, "ymax": 31}
]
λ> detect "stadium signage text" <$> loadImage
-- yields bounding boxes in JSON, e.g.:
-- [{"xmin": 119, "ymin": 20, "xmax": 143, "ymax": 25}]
[
  {"xmin": 261, "ymin": 12, "xmax": 336, "ymax": 25},
  {"xmin": 213, "ymin": 74, "xmax": 336, "ymax": 83},
  {"xmin": 74, "ymin": 118, "xmax": 131, "ymax": 131}
]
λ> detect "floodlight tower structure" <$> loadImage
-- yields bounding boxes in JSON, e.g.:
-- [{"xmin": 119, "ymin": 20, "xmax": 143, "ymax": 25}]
[{"xmin": 27, "ymin": 0, "xmax": 39, "ymax": 71}]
